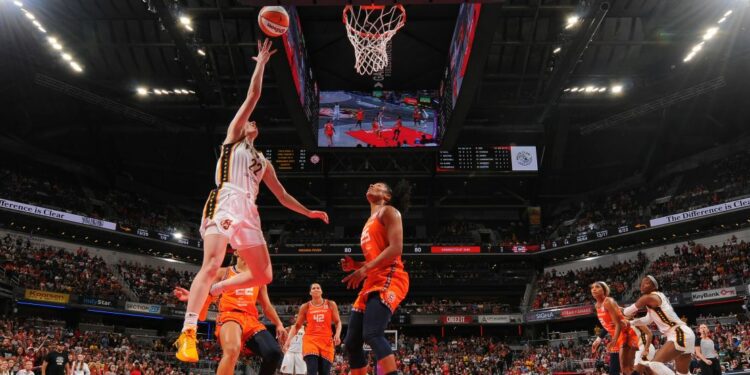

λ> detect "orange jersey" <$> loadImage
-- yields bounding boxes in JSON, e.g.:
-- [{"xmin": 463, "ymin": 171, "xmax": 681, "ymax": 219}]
[
  {"xmin": 596, "ymin": 300, "xmax": 638, "ymax": 352},
  {"xmin": 217, "ymin": 266, "xmax": 259, "ymax": 317},
  {"xmin": 352, "ymin": 210, "xmax": 409, "ymax": 313},
  {"xmin": 305, "ymin": 300, "xmax": 333, "ymax": 337}
]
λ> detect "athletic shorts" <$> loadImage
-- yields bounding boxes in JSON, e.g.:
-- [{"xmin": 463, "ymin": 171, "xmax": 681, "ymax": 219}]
[
  {"xmin": 280, "ymin": 351, "xmax": 307, "ymax": 374},
  {"xmin": 302, "ymin": 335, "xmax": 334, "ymax": 362},
  {"xmin": 200, "ymin": 185, "xmax": 265, "ymax": 249},
  {"xmin": 352, "ymin": 270, "xmax": 409, "ymax": 313},
  {"xmin": 609, "ymin": 327, "xmax": 640, "ymax": 353},
  {"xmin": 666, "ymin": 325, "xmax": 695, "ymax": 353},
  {"xmin": 215, "ymin": 311, "xmax": 267, "ymax": 341}
]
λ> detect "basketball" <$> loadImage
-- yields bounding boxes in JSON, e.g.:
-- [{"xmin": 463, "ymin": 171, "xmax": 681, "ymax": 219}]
[{"xmin": 258, "ymin": 6, "xmax": 289, "ymax": 37}]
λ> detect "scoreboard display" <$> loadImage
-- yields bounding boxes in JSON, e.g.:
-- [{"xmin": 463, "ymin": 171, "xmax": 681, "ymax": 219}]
[
  {"xmin": 258, "ymin": 148, "xmax": 322, "ymax": 172},
  {"xmin": 437, "ymin": 146, "xmax": 538, "ymax": 172}
]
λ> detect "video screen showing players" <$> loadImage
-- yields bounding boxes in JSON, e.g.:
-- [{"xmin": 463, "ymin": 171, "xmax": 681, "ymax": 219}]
[{"xmin": 317, "ymin": 90, "xmax": 439, "ymax": 148}]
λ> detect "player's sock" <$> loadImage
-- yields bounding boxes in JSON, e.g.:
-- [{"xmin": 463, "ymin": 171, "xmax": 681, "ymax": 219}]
[
  {"xmin": 182, "ymin": 312, "xmax": 198, "ymax": 332},
  {"xmin": 643, "ymin": 361, "xmax": 675, "ymax": 375}
]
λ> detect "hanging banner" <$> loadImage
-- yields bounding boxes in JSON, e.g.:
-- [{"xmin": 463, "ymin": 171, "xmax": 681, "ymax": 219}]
[
  {"xmin": 24, "ymin": 289, "xmax": 70, "ymax": 304},
  {"xmin": 691, "ymin": 287, "xmax": 737, "ymax": 302},
  {"xmin": 477, "ymin": 315, "xmax": 511, "ymax": 324},
  {"xmin": 431, "ymin": 246, "xmax": 481, "ymax": 254},
  {"xmin": 650, "ymin": 198, "xmax": 750, "ymax": 227},
  {"xmin": 560, "ymin": 305, "xmax": 595, "ymax": 318},
  {"xmin": 125, "ymin": 301, "xmax": 162, "ymax": 314},
  {"xmin": 440, "ymin": 315, "xmax": 473, "ymax": 324},
  {"xmin": 0, "ymin": 198, "xmax": 116, "ymax": 230}
]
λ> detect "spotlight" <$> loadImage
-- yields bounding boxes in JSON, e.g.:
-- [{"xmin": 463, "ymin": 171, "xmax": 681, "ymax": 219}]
[
  {"xmin": 174, "ymin": 88, "xmax": 183, "ymax": 94},
  {"xmin": 683, "ymin": 52, "xmax": 695, "ymax": 62},
  {"xmin": 188, "ymin": 90, "xmax": 195, "ymax": 94},
  {"xmin": 179, "ymin": 16, "xmax": 191, "ymax": 26},
  {"xmin": 181, "ymin": 89, "xmax": 190, "ymax": 94},
  {"xmin": 703, "ymin": 27, "xmax": 718, "ymax": 40},
  {"xmin": 173, "ymin": 232, "xmax": 183, "ymax": 239},
  {"xmin": 13, "ymin": 1, "xmax": 23, "ymax": 7},
  {"xmin": 724, "ymin": 10, "xmax": 732, "ymax": 17},
  {"xmin": 718, "ymin": 17, "xmax": 727, "ymax": 23},
  {"xmin": 585, "ymin": 86, "xmax": 596, "ymax": 93},
  {"xmin": 37, "ymin": 26, "xmax": 46, "ymax": 33},
  {"xmin": 136, "ymin": 87, "xmax": 148, "ymax": 96},
  {"xmin": 692, "ymin": 42, "xmax": 704, "ymax": 52},
  {"xmin": 598, "ymin": 87, "xmax": 606, "ymax": 92},
  {"xmin": 70, "ymin": 62, "xmax": 83, "ymax": 72},
  {"xmin": 571, "ymin": 86, "xmax": 579, "ymax": 92},
  {"xmin": 553, "ymin": 47, "xmax": 561, "ymax": 54},
  {"xmin": 197, "ymin": 49, "xmax": 206, "ymax": 56},
  {"xmin": 61, "ymin": 53, "xmax": 72, "ymax": 61},
  {"xmin": 565, "ymin": 15, "xmax": 580, "ymax": 29},
  {"xmin": 47, "ymin": 36, "xmax": 58, "ymax": 44},
  {"xmin": 154, "ymin": 89, "xmax": 163, "ymax": 95},
  {"xmin": 563, "ymin": 88, "xmax": 571, "ymax": 92},
  {"xmin": 611, "ymin": 85, "xmax": 623, "ymax": 94},
  {"xmin": 24, "ymin": 12, "xmax": 35, "ymax": 20}
]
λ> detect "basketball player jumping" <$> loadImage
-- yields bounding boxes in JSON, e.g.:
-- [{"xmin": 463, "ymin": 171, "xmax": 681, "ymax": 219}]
[
  {"xmin": 285, "ymin": 283, "xmax": 342, "ymax": 375},
  {"xmin": 341, "ymin": 181, "xmax": 411, "ymax": 375},
  {"xmin": 173, "ymin": 255, "xmax": 286, "ymax": 375},
  {"xmin": 623, "ymin": 276, "xmax": 696, "ymax": 375},
  {"xmin": 175, "ymin": 38, "xmax": 329, "ymax": 363}
]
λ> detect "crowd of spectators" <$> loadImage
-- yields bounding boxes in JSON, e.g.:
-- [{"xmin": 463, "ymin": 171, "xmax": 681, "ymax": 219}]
[
  {"xmin": 0, "ymin": 316, "xmax": 201, "ymax": 375},
  {"xmin": 0, "ymin": 235, "xmax": 124, "ymax": 302},
  {"xmin": 0, "ymin": 166, "xmax": 197, "ymax": 241},
  {"xmin": 116, "ymin": 261, "xmax": 194, "ymax": 307},
  {"xmin": 639, "ymin": 237, "xmax": 750, "ymax": 298},
  {"xmin": 546, "ymin": 150, "xmax": 750, "ymax": 242},
  {"xmin": 531, "ymin": 252, "xmax": 648, "ymax": 310}
]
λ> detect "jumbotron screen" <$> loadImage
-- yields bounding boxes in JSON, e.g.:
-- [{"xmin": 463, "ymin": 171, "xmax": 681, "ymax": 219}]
[{"xmin": 317, "ymin": 90, "xmax": 439, "ymax": 148}]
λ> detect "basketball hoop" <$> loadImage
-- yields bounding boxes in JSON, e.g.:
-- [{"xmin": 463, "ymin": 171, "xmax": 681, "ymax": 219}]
[{"xmin": 343, "ymin": 4, "xmax": 406, "ymax": 76}]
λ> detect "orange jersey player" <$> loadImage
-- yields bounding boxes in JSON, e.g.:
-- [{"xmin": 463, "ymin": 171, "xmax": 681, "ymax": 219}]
[
  {"xmin": 590, "ymin": 281, "xmax": 638, "ymax": 375},
  {"xmin": 174, "ymin": 255, "xmax": 287, "ymax": 375},
  {"xmin": 286, "ymin": 283, "xmax": 342, "ymax": 375},
  {"xmin": 341, "ymin": 181, "xmax": 411, "ymax": 375}
]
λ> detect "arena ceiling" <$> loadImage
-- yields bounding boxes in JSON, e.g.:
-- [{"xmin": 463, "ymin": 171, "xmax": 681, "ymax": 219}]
[{"xmin": 0, "ymin": 0, "xmax": 748, "ymax": 201}]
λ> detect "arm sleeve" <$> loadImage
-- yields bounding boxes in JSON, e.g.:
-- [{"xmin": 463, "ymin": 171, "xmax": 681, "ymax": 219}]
[{"xmin": 629, "ymin": 314, "xmax": 653, "ymax": 326}]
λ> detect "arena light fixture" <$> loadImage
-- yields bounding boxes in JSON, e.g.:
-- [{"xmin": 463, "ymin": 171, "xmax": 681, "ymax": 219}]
[
  {"xmin": 553, "ymin": 47, "xmax": 561, "ymax": 54},
  {"xmin": 565, "ymin": 15, "xmax": 580, "ymax": 29},
  {"xmin": 611, "ymin": 84, "xmax": 623, "ymax": 94},
  {"xmin": 173, "ymin": 232, "xmax": 183, "ymax": 239},
  {"xmin": 136, "ymin": 87, "xmax": 148, "ymax": 96},
  {"xmin": 197, "ymin": 48, "xmax": 206, "ymax": 56},
  {"xmin": 703, "ymin": 27, "xmax": 719, "ymax": 40},
  {"xmin": 179, "ymin": 16, "xmax": 193, "ymax": 32},
  {"xmin": 14, "ymin": 6, "xmax": 84, "ymax": 73}
]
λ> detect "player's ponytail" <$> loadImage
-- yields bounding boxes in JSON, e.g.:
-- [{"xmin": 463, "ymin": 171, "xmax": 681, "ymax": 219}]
[{"xmin": 385, "ymin": 179, "xmax": 411, "ymax": 214}]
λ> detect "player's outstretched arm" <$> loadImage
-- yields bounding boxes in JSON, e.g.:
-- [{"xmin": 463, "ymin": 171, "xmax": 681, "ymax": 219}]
[
  {"xmin": 224, "ymin": 38, "xmax": 277, "ymax": 145},
  {"xmin": 262, "ymin": 163, "xmax": 329, "ymax": 223},
  {"xmin": 258, "ymin": 285, "xmax": 287, "ymax": 343}
]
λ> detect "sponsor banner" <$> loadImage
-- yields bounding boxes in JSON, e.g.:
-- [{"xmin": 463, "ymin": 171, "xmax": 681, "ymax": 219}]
[
  {"xmin": 525, "ymin": 310, "xmax": 560, "ymax": 322},
  {"xmin": 125, "ymin": 301, "xmax": 161, "ymax": 315},
  {"xmin": 431, "ymin": 246, "xmax": 481, "ymax": 254},
  {"xmin": 24, "ymin": 289, "xmax": 70, "ymax": 304},
  {"xmin": 477, "ymin": 315, "xmax": 511, "ymax": 324},
  {"xmin": 509, "ymin": 244, "xmax": 541, "ymax": 253},
  {"xmin": 650, "ymin": 197, "xmax": 750, "ymax": 227},
  {"xmin": 560, "ymin": 305, "xmax": 595, "ymax": 318},
  {"xmin": 691, "ymin": 287, "xmax": 737, "ymax": 302},
  {"xmin": 440, "ymin": 315, "xmax": 473, "ymax": 325},
  {"xmin": 80, "ymin": 296, "xmax": 113, "ymax": 307},
  {"xmin": 0, "ymin": 198, "xmax": 117, "ymax": 230}
]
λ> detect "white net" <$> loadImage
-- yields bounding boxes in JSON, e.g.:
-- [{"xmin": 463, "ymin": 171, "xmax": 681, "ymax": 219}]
[{"xmin": 343, "ymin": 5, "xmax": 406, "ymax": 76}]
